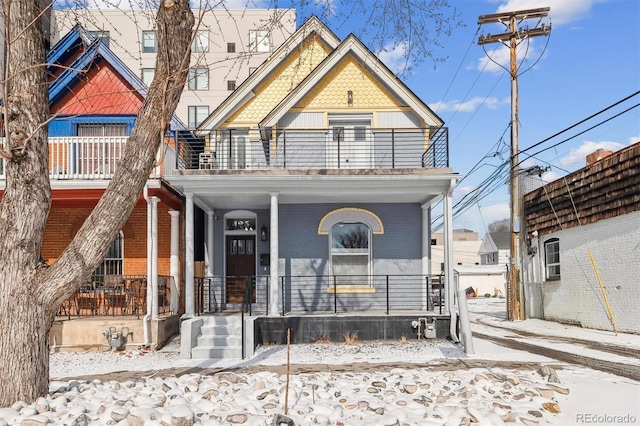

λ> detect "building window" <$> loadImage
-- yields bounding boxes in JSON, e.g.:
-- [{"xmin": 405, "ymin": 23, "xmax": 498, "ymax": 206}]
[
  {"xmin": 545, "ymin": 238, "xmax": 560, "ymax": 280},
  {"xmin": 431, "ymin": 239, "xmax": 437, "ymax": 245},
  {"xmin": 227, "ymin": 42, "xmax": 236, "ymax": 53},
  {"xmin": 141, "ymin": 68, "xmax": 155, "ymax": 86},
  {"xmin": 188, "ymin": 106, "xmax": 209, "ymax": 129},
  {"xmin": 192, "ymin": 30, "xmax": 209, "ymax": 53},
  {"xmin": 249, "ymin": 30, "xmax": 270, "ymax": 52},
  {"xmin": 187, "ymin": 67, "xmax": 209, "ymax": 90},
  {"xmin": 142, "ymin": 30, "xmax": 157, "ymax": 53},
  {"xmin": 331, "ymin": 222, "xmax": 371, "ymax": 286},
  {"xmin": 227, "ymin": 80, "xmax": 236, "ymax": 91},
  {"xmin": 78, "ymin": 124, "xmax": 127, "ymax": 137},
  {"xmin": 89, "ymin": 30, "xmax": 109, "ymax": 47},
  {"xmin": 91, "ymin": 231, "xmax": 124, "ymax": 284}
]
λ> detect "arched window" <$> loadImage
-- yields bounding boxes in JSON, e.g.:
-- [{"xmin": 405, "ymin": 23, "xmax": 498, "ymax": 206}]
[
  {"xmin": 91, "ymin": 231, "xmax": 124, "ymax": 284},
  {"xmin": 544, "ymin": 238, "xmax": 560, "ymax": 280},
  {"xmin": 331, "ymin": 222, "xmax": 370, "ymax": 285},
  {"xmin": 319, "ymin": 208, "xmax": 383, "ymax": 287}
]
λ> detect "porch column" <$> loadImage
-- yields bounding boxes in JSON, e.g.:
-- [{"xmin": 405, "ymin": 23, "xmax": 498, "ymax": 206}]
[
  {"xmin": 184, "ymin": 192, "xmax": 195, "ymax": 318},
  {"xmin": 269, "ymin": 192, "xmax": 280, "ymax": 316},
  {"xmin": 150, "ymin": 196, "xmax": 159, "ymax": 319},
  {"xmin": 421, "ymin": 204, "xmax": 432, "ymax": 310},
  {"xmin": 205, "ymin": 211, "xmax": 215, "ymax": 277},
  {"xmin": 169, "ymin": 210, "xmax": 180, "ymax": 315},
  {"xmin": 443, "ymin": 180, "xmax": 456, "ymax": 316}
]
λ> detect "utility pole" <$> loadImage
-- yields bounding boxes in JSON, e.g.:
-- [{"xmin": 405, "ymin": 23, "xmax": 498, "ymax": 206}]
[{"xmin": 478, "ymin": 8, "xmax": 550, "ymax": 321}]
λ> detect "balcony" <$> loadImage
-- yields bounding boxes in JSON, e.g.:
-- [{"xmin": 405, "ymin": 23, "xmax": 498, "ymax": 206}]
[
  {"xmin": 179, "ymin": 127, "xmax": 449, "ymax": 171},
  {"xmin": 0, "ymin": 136, "xmax": 177, "ymax": 180}
]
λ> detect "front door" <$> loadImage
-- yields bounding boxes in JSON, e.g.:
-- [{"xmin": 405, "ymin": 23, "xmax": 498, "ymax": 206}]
[
  {"xmin": 226, "ymin": 235, "xmax": 256, "ymax": 303},
  {"xmin": 328, "ymin": 118, "xmax": 371, "ymax": 168}
]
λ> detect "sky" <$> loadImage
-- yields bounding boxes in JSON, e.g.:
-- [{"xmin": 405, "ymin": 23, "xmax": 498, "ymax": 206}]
[
  {"xmin": 291, "ymin": 0, "xmax": 640, "ymax": 237},
  {"xmin": 53, "ymin": 0, "xmax": 640, "ymax": 238}
]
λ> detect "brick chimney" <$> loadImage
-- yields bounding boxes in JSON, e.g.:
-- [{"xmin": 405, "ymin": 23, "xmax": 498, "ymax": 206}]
[{"xmin": 586, "ymin": 148, "xmax": 613, "ymax": 166}]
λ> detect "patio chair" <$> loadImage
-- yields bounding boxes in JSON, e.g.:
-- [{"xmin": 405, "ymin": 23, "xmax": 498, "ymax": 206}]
[{"xmin": 104, "ymin": 275, "xmax": 126, "ymax": 315}]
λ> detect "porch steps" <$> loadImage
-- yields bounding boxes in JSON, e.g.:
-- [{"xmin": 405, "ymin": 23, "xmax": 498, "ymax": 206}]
[{"xmin": 191, "ymin": 315, "xmax": 243, "ymax": 359}]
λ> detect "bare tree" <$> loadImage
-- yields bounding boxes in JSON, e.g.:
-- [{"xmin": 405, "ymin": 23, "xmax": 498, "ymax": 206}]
[
  {"xmin": 488, "ymin": 218, "xmax": 510, "ymax": 233},
  {"xmin": 0, "ymin": 0, "xmax": 462, "ymax": 406},
  {"xmin": 0, "ymin": 0, "xmax": 194, "ymax": 406}
]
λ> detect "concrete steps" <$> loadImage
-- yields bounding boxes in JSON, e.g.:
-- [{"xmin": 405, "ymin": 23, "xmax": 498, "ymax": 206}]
[{"xmin": 190, "ymin": 315, "xmax": 243, "ymax": 359}]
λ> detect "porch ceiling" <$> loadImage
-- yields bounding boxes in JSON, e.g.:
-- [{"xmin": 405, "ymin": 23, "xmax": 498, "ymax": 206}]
[{"xmin": 166, "ymin": 169, "xmax": 459, "ymax": 211}]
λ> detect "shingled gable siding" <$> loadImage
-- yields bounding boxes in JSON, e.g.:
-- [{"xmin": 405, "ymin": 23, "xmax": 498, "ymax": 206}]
[{"xmin": 523, "ymin": 143, "xmax": 640, "ymax": 235}]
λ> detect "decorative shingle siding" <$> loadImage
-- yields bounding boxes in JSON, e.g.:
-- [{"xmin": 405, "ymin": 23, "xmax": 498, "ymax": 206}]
[{"xmin": 524, "ymin": 142, "xmax": 640, "ymax": 236}]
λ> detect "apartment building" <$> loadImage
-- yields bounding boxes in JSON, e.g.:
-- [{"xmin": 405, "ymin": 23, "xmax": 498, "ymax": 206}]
[{"xmin": 50, "ymin": 8, "xmax": 296, "ymax": 128}]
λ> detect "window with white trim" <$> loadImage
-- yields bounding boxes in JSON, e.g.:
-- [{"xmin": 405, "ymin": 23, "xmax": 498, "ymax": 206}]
[
  {"xmin": 78, "ymin": 124, "xmax": 127, "ymax": 137},
  {"xmin": 142, "ymin": 30, "xmax": 157, "ymax": 53},
  {"xmin": 545, "ymin": 238, "xmax": 560, "ymax": 280},
  {"xmin": 187, "ymin": 67, "xmax": 209, "ymax": 90},
  {"xmin": 331, "ymin": 222, "xmax": 370, "ymax": 285},
  {"xmin": 141, "ymin": 68, "xmax": 155, "ymax": 86},
  {"xmin": 192, "ymin": 30, "xmax": 209, "ymax": 53},
  {"xmin": 91, "ymin": 231, "xmax": 124, "ymax": 283},
  {"xmin": 249, "ymin": 30, "xmax": 270, "ymax": 52},
  {"xmin": 188, "ymin": 105, "xmax": 209, "ymax": 129}
]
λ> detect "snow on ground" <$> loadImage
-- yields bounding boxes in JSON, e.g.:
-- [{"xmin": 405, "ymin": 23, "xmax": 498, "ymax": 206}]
[{"xmin": 2, "ymin": 297, "xmax": 639, "ymax": 425}]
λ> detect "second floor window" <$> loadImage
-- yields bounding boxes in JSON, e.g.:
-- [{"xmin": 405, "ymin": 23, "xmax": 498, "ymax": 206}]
[
  {"xmin": 89, "ymin": 30, "xmax": 109, "ymax": 47},
  {"xmin": 545, "ymin": 238, "xmax": 560, "ymax": 280},
  {"xmin": 187, "ymin": 67, "xmax": 209, "ymax": 90},
  {"xmin": 192, "ymin": 30, "xmax": 209, "ymax": 53},
  {"xmin": 141, "ymin": 68, "xmax": 155, "ymax": 86},
  {"xmin": 188, "ymin": 106, "xmax": 209, "ymax": 129},
  {"xmin": 142, "ymin": 30, "xmax": 157, "ymax": 53},
  {"xmin": 227, "ymin": 42, "xmax": 236, "ymax": 53},
  {"xmin": 249, "ymin": 30, "xmax": 270, "ymax": 52},
  {"xmin": 78, "ymin": 124, "xmax": 127, "ymax": 137},
  {"xmin": 227, "ymin": 80, "xmax": 236, "ymax": 91}
]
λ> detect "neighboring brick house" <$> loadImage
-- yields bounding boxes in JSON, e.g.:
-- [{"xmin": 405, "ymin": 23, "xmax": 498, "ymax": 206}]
[
  {"xmin": 1, "ymin": 25, "xmax": 188, "ymax": 349},
  {"xmin": 522, "ymin": 142, "xmax": 640, "ymax": 333}
]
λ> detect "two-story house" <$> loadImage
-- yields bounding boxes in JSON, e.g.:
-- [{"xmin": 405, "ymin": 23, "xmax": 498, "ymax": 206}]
[{"xmin": 167, "ymin": 17, "xmax": 461, "ymax": 358}]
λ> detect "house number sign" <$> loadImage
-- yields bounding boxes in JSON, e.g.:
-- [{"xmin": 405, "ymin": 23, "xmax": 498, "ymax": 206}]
[{"xmin": 227, "ymin": 218, "xmax": 255, "ymax": 231}]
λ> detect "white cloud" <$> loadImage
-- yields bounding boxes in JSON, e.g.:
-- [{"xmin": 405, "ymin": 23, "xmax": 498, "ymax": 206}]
[
  {"xmin": 454, "ymin": 202, "xmax": 510, "ymax": 236},
  {"xmin": 429, "ymin": 96, "xmax": 509, "ymax": 113},
  {"xmin": 629, "ymin": 135, "xmax": 640, "ymax": 144},
  {"xmin": 496, "ymin": 0, "xmax": 597, "ymax": 26},
  {"xmin": 476, "ymin": 39, "xmax": 545, "ymax": 74},
  {"xmin": 557, "ymin": 140, "xmax": 627, "ymax": 168},
  {"xmin": 376, "ymin": 41, "xmax": 411, "ymax": 75}
]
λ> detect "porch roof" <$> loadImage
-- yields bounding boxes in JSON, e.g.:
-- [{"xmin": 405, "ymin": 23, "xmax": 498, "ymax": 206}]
[{"xmin": 166, "ymin": 168, "xmax": 459, "ymax": 211}]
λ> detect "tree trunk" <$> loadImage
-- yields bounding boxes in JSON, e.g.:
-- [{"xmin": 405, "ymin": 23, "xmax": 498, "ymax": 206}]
[{"xmin": 0, "ymin": 0, "xmax": 194, "ymax": 406}]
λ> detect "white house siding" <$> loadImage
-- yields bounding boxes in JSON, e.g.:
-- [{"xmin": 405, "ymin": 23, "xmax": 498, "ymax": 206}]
[
  {"xmin": 534, "ymin": 211, "xmax": 640, "ymax": 334},
  {"xmin": 376, "ymin": 111, "xmax": 422, "ymax": 128},
  {"xmin": 278, "ymin": 112, "xmax": 325, "ymax": 128}
]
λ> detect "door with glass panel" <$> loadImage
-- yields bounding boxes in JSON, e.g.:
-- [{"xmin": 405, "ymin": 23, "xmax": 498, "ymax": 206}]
[
  {"xmin": 328, "ymin": 117, "xmax": 371, "ymax": 169},
  {"xmin": 226, "ymin": 235, "xmax": 256, "ymax": 303}
]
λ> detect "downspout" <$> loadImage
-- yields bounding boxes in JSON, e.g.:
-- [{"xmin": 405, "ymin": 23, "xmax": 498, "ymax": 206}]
[
  {"xmin": 443, "ymin": 178, "xmax": 459, "ymax": 343},
  {"xmin": 142, "ymin": 184, "xmax": 152, "ymax": 348}
]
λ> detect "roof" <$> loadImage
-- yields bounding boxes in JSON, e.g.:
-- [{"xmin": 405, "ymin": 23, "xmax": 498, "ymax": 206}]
[
  {"xmin": 47, "ymin": 25, "xmax": 187, "ymax": 131},
  {"xmin": 196, "ymin": 15, "xmax": 443, "ymax": 134},
  {"xmin": 478, "ymin": 230, "xmax": 511, "ymax": 255}
]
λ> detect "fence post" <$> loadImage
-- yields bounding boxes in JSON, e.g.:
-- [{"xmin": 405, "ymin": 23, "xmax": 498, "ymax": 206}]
[
  {"xmin": 281, "ymin": 276, "xmax": 285, "ymax": 316},
  {"xmin": 391, "ymin": 129, "xmax": 395, "ymax": 169},
  {"xmin": 386, "ymin": 275, "xmax": 390, "ymax": 315},
  {"xmin": 266, "ymin": 276, "xmax": 270, "ymax": 316},
  {"xmin": 333, "ymin": 275, "xmax": 338, "ymax": 314}
]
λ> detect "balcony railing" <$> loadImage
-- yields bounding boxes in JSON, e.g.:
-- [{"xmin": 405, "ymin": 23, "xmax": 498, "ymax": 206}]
[
  {"xmin": 56, "ymin": 275, "xmax": 172, "ymax": 318},
  {"xmin": 195, "ymin": 274, "xmax": 445, "ymax": 316},
  {"xmin": 0, "ymin": 137, "xmax": 176, "ymax": 180},
  {"xmin": 180, "ymin": 127, "xmax": 449, "ymax": 171}
]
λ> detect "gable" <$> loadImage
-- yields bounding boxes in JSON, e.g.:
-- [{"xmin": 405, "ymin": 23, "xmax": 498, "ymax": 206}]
[
  {"xmin": 224, "ymin": 34, "xmax": 332, "ymax": 126},
  {"xmin": 294, "ymin": 53, "xmax": 403, "ymax": 110},
  {"xmin": 52, "ymin": 59, "xmax": 143, "ymax": 116}
]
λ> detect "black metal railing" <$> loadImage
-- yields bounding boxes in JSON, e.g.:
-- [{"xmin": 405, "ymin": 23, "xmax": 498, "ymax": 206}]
[
  {"xmin": 56, "ymin": 275, "xmax": 171, "ymax": 318},
  {"xmin": 177, "ymin": 127, "xmax": 449, "ymax": 171},
  {"xmin": 195, "ymin": 274, "xmax": 445, "ymax": 317}
]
